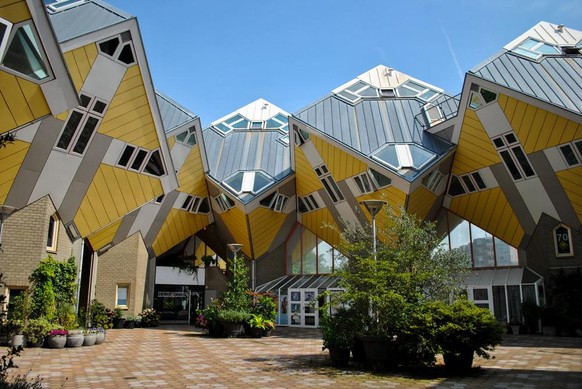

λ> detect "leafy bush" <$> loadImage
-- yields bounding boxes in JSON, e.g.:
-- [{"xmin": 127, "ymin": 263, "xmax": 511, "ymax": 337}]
[
  {"xmin": 23, "ymin": 318, "xmax": 51, "ymax": 344},
  {"xmin": 216, "ymin": 309, "xmax": 250, "ymax": 323},
  {"xmin": 89, "ymin": 300, "xmax": 112, "ymax": 329},
  {"xmin": 431, "ymin": 299, "xmax": 504, "ymax": 359},
  {"xmin": 320, "ymin": 308, "xmax": 357, "ymax": 350},
  {"xmin": 138, "ymin": 308, "xmax": 160, "ymax": 327},
  {"xmin": 248, "ymin": 314, "xmax": 274, "ymax": 330}
]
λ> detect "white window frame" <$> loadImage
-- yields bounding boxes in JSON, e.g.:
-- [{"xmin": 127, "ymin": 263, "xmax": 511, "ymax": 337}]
[
  {"xmin": 423, "ymin": 103, "xmax": 444, "ymax": 125},
  {"xmin": 46, "ymin": 214, "xmax": 58, "ymax": 253},
  {"xmin": 260, "ymin": 192, "xmax": 289, "ymax": 213},
  {"xmin": 353, "ymin": 172, "xmax": 374, "ymax": 195},
  {"xmin": 116, "ymin": 284, "xmax": 129, "ymax": 309},
  {"xmin": 492, "ymin": 132, "xmax": 536, "ymax": 181},
  {"xmin": 315, "ymin": 165, "xmax": 345, "ymax": 203},
  {"xmin": 55, "ymin": 109, "xmax": 101, "ymax": 155},
  {"xmin": 215, "ymin": 193, "xmax": 234, "ymax": 212},
  {"xmin": 0, "ymin": 17, "xmax": 13, "ymax": 61},
  {"xmin": 175, "ymin": 127, "xmax": 197, "ymax": 146},
  {"xmin": 97, "ymin": 34, "xmax": 137, "ymax": 67},
  {"xmin": 298, "ymin": 194, "xmax": 320, "ymax": 213},
  {"xmin": 558, "ymin": 141, "xmax": 582, "ymax": 167},
  {"xmin": 422, "ymin": 169, "xmax": 445, "ymax": 193}
]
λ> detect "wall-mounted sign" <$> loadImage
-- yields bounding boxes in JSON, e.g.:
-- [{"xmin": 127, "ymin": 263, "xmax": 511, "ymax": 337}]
[
  {"xmin": 553, "ymin": 224, "xmax": 574, "ymax": 257},
  {"xmin": 157, "ymin": 291, "xmax": 186, "ymax": 298}
]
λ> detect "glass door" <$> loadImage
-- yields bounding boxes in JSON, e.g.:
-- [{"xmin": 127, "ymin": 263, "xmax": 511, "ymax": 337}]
[{"xmin": 288, "ymin": 288, "xmax": 319, "ymax": 327}]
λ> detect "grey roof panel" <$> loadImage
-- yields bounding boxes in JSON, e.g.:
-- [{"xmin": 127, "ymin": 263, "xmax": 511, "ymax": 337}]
[
  {"xmin": 155, "ymin": 92, "xmax": 197, "ymax": 133},
  {"xmin": 471, "ymin": 52, "xmax": 582, "ymax": 115},
  {"xmin": 49, "ymin": 0, "xmax": 132, "ymax": 43}
]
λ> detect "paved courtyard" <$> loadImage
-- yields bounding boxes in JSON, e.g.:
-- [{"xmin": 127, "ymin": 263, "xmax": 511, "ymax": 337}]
[{"xmin": 7, "ymin": 325, "xmax": 582, "ymax": 388}]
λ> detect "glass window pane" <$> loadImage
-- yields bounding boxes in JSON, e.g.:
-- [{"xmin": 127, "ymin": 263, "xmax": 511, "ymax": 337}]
[
  {"xmin": 56, "ymin": 111, "xmax": 83, "ymax": 150},
  {"xmin": 408, "ymin": 144, "xmax": 435, "ymax": 169},
  {"xmin": 317, "ymin": 239, "xmax": 333, "ymax": 274},
  {"xmin": 143, "ymin": 150, "xmax": 165, "ymax": 176},
  {"xmin": 302, "ymin": 229, "xmax": 317, "ymax": 274},
  {"xmin": 512, "ymin": 47, "xmax": 538, "ymax": 59},
  {"xmin": 469, "ymin": 92, "xmax": 482, "ymax": 109},
  {"xmin": 358, "ymin": 86, "xmax": 378, "ymax": 97},
  {"xmin": 493, "ymin": 137, "xmax": 505, "ymax": 148},
  {"xmin": 507, "ymin": 285, "xmax": 521, "ymax": 323},
  {"xmin": 99, "ymin": 37, "xmax": 119, "ymax": 56},
  {"xmin": 176, "ymin": 131, "xmax": 187, "ymax": 143},
  {"xmin": 333, "ymin": 250, "xmax": 347, "ymax": 271},
  {"xmin": 118, "ymin": 43, "xmax": 134, "ymax": 65},
  {"xmin": 397, "ymin": 86, "xmax": 418, "ymax": 97},
  {"xmin": 72, "ymin": 116, "xmax": 99, "ymax": 154},
  {"xmin": 494, "ymin": 238, "xmax": 518, "ymax": 266},
  {"xmin": 117, "ymin": 287, "xmax": 128, "ymax": 306},
  {"xmin": 345, "ymin": 81, "xmax": 367, "ymax": 93},
  {"xmin": 92, "ymin": 100, "xmax": 107, "ymax": 114},
  {"xmin": 130, "ymin": 149, "xmax": 148, "ymax": 170},
  {"xmin": 448, "ymin": 175, "xmax": 466, "ymax": 196},
  {"xmin": 537, "ymin": 43, "xmax": 560, "ymax": 54},
  {"xmin": 224, "ymin": 172, "xmax": 244, "ymax": 192},
  {"xmin": 252, "ymin": 172, "xmax": 272, "ymax": 193},
  {"xmin": 461, "ymin": 175, "xmax": 476, "ymax": 192},
  {"xmin": 471, "ymin": 172, "xmax": 487, "ymax": 190},
  {"xmin": 231, "ymin": 118, "xmax": 249, "ymax": 129},
  {"xmin": 473, "ymin": 288, "xmax": 488, "ymax": 300},
  {"xmin": 80, "ymin": 94, "xmax": 91, "ymax": 108},
  {"xmin": 337, "ymin": 90, "xmax": 358, "ymax": 102},
  {"xmin": 511, "ymin": 147, "xmax": 535, "ymax": 177},
  {"xmin": 215, "ymin": 123, "xmax": 230, "ymax": 134},
  {"xmin": 448, "ymin": 213, "xmax": 471, "ymax": 259},
  {"xmin": 520, "ymin": 38, "xmax": 538, "ymax": 50},
  {"xmin": 374, "ymin": 144, "xmax": 400, "ymax": 169},
  {"xmin": 118, "ymin": 145, "xmax": 135, "ymax": 167},
  {"xmin": 560, "ymin": 145, "xmax": 579, "ymax": 166},
  {"xmin": 471, "ymin": 224, "xmax": 494, "ymax": 267},
  {"xmin": 369, "ymin": 168, "xmax": 391, "ymax": 188},
  {"xmin": 492, "ymin": 286, "xmax": 507, "ymax": 322},
  {"xmin": 3, "ymin": 24, "xmax": 49, "ymax": 80},
  {"xmin": 419, "ymin": 89, "xmax": 438, "ymax": 101},
  {"xmin": 500, "ymin": 150, "xmax": 523, "ymax": 180}
]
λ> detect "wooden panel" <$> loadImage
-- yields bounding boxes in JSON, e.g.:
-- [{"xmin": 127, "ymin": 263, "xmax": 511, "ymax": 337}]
[
  {"xmin": 294, "ymin": 145, "xmax": 323, "ymax": 196},
  {"xmin": 98, "ymin": 65, "xmax": 160, "ymax": 150},
  {"xmin": 452, "ymin": 109, "xmax": 500, "ymax": 175},
  {"xmin": 0, "ymin": 1, "xmax": 30, "ymax": 23},
  {"xmin": 74, "ymin": 165, "xmax": 163, "ymax": 237},
  {"xmin": 0, "ymin": 139, "xmax": 29, "ymax": 202},
  {"xmin": 63, "ymin": 51, "xmax": 83, "ymax": 92},
  {"xmin": 449, "ymin": 187, "xmax": 524, "ymax": 247},
  {"xmin": 0, "ymin": 71, "xmax": 34, "ymax": 127},
  {"xmin": 311, "ymin": 134, "xmax": 367, "ymax": 181},
  {"xmin": 300, "ymin": 208, "xmax": 340, "ymax": 247},
  {"xmin": 560, "ymin": 120, "xmax": 581, "ymax": 144},
  {"xmin": 177, "ymin": 146, "xmax": 207, "ymax": 195},
  {"xmin": 556, "ymin": 167, "xmax": 582, "ymax": 224},
  {"xmin": 406, "ymin": 186, "xmax": 437, "ymax": 220},
  {"xmin": 87, "ymin": 219, "xmax": 122, "ymax": 251},
  {"xmin": 152, "ymin": 209, "xmax": 210, "ymax": 256},
  {"xmin": 356, "ymin": 185, "xmax": 407, "ymax": 236},
  {"xmin": 220, "ymin": 207, "xmax": 251, "ymax": 258},
  {"xmin": 248, "ymin": 206, "xmax": 288, "ymax": 258}
]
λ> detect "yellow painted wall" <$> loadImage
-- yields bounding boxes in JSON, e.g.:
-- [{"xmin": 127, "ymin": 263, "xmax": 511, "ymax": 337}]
[
  {"xmin": 498, "ymin": 94, "xmax": 582, "ymax": 153},
  {"xmin": 556, "ymin": 166, "xmax": 582, "ymax": 225},
  {"xmin": 449, "ymin": 187, "xmax": 524, "ymax": 248},
  {"xmin": 248, "ymin": 206, "xmax": 288, "ymax": 258},
  {"xmin": 87, "ymin": 218, "xmax": 122, "ymax": 251},
  {"xmin": 0, "ymin": 72, "xmax": 50, "ymax": 134},
  {"xmin": 73, "ymin": 164, "xmax": 163, "ymax": 238},
  {"xmin": 311, "ymin": 134, "xmax": 367, "ymax": 181},
  {"xmin": 219, "ymin": 207, "xmax": 251, "ymax": 258},
  {"xmin": 406, "ymin": 186, "xmax": 438, "ymax": 221},
  {"xmin": 0, "ymin": 139, "xmax": 29, "ymax": 203},
  {"xmin": 177, "ymin": 146, "xmax": 207, "ymax": 195},
  {"xmin": 62, "ymin": 44, "xmax": 99, "ymax": 93},
  {"xmin": 294, "ymin": 145, "xmax": 323, "ymax": 196},
  {"xmin": 452, "ymin": 109, "xmax": 500, "ymax": 175},
  {"xmin": 0, "ymin": 1, "xmax": 30, "ymax": 23},
  {"xmin": 152, "ymin": 209, "xmax": 210, "ymax": 257},
  {"xmin": 300, "ymin": 208, "xmax": 340, "ymax": 247},
  {"xmin": 98, "ymin": 66, "xmax": 160, "ymax": 150}
]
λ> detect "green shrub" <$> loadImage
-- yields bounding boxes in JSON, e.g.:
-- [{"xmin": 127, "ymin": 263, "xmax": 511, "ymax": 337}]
[
  {"xmin": 320, "ymin": 308, "xmax": 356, "ymax": 350},
  {"xmin": 89, "ymin": 300, "xmax": 112, "ymax": 329},
  {"xmin": 216, "ymin": 309, "xmax": 250, "ymax": 323},
  {"xmin": 23, "ymin": 318, "xmax": 51, "ymax": 344}
]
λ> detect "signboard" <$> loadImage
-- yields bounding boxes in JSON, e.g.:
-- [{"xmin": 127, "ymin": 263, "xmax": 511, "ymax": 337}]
[
  {"xmin": 553, "ymin": 224, "xmax": 573, "ymax": 257},
  {"xmin": 157, "ymin": 291, "xmax": 186, "ymax": 298}
]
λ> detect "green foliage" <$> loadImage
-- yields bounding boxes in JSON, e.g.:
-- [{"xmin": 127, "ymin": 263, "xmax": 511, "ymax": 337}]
[
  {"xmin": 222, "ymin": 254, "xmax": 251, "ymax": 312},
  {"xmin": 320, "ymin": 308, "xmax": 357, "ymax": 350},
  {"xmin": 138, "ymin": 308, "xmax": 160, "ymax": 327},
  {"xmin": 28, "ymin": 256, "xmax": 77, "ymax": 324},
  {"xmin": 248, "ymin": 314, "xmax": 274, "ymax": 330},
  {"xmin": 89, "ymin": 300, "xmax": 112, "ymax": 329},
  {"xmin": 250, "ymin": 292, "xmax": 277, "ymax": 322},
  {"xmin": 431, "ymin": 299, "xmax": 504, "ymax": 359},
  {"xmin": 216, "ymin": 309, "xmax": 250, "ymax": 323},
  {"xmin": 113, "ymin": 307, "xmax": 124, "ymax": 319},
  {"xmin": 23, "ymin": 318, "xmax": 51, "ymax": 344}
]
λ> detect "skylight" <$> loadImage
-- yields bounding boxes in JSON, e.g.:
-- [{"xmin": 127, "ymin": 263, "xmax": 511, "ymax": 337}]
[
  {"xmin": 335, "ymin": 81, "xmax": 379, "ymax": 103},
  {"xmin": 223, "ymin": 171, "xmax": 274, "ymax": 195},
  {"xmin": 511, "ymin": 38, "xmax": 561, "ymax": 60},
  {"xmin": 372, "ymin": 144, "xmax": 436, "ymax": 171},
  {"xmin": 213, "ymin": 113, "xmax": 288, "ymax": 135},
  {"xmin": 396, "ymin": 80, "xmax": 439, "ymax": 102}
]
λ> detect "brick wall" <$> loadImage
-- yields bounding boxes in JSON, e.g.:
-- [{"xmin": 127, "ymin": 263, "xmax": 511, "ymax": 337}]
[
  {"xmin": 93, "ymin": 233, "xmax": 149, "ymax": 317},
  {"xmin": 0, "ymin": 196, "xmax": 75, "ymax": 291}
]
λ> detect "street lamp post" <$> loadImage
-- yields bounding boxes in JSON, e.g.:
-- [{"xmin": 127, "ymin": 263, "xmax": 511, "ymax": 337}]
[
  {"xmin": 360, "ymin": 200, "xmax": 387, "ymax": 260},
  {"xmin": 227, "ymin": 242, "xmax": 244, "ymax": 277}
]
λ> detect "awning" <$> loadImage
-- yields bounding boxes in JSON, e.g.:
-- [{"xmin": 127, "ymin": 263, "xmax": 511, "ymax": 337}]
[
  {"xmin": 466, "ymin": 267, "xmax": 542, "ymax": 287},
  {"xmin": 256, "ymin": 274, "xmax": 339, "ymax": 294}
]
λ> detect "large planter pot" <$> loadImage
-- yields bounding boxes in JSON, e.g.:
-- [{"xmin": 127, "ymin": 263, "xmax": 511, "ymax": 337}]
[
  {"xmin": 113, "ymin": 318, "xmax": 126, "ymax": 329},
  {"xmin": 66, "ymin": 334, "xmax": 84, "ymax": 347},
  {"xmin": 27, "ymin": 338, "xmax": 44, "ymax": 348},
  {"xmin": 351, "ymin": 337, "xmax": 366, "ymax": 363},
  {"xmin": 328, "ymin": 346, "xmax": 350, "ymax": 368},
  {"xmin": 83, "ymin": 333, "xmax": 97, "ymax": 346},
  {"xmin": 248, "ymin": 327, "xmax": 264, "ymax": 338},
  {"xmin": 46, "ymin": 335, "xmax": 66, "ymax": 349},
  {"xmin": 543, "ymin": 326, "xmax": 557, "ymax": 336},
  {"xmin": 511, "ymin": 325, "xmax": 520, "ymax": 335},
  {"xmin": 11, "ymin": 334, "xmax": 25, "ymax": 348},
  {"xmin": 360, "ymin": 336, "xmax": 398, "ymax": 368},
  {"xmin": 222, "ymin": 322, "xmax": 244, "ymax": 338},
  {"xmin": 95, "ymin": 331, "xmax": 106, "ymax": 345},
  {"xmin": 125, "ymin": 320, "xmax": 135, "ymax": 329},
  {"xmin": 443, "ymin": 349, "xmax": 474, "ymax": 372}
]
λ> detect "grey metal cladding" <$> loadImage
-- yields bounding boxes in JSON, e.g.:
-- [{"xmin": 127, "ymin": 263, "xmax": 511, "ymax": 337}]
[
  {"xmin": 296, "ymin": 95, "xmax": 453, "ymax": 156},
  {"xmin": 49, "ymin": 0, "xmax": 132, "ymax": 43},
  {"xmin": 6, "ymin": 118, "xmax": 63, "ymax": 209},
  {"xmin": 155, "ymin": 92, "xmax": 197, "ymax": 133},
  {"xmin": 143, "ymin": 190, "xmax": 179, "ymax": 247},
  {"xmin": 112, "ymin": 209, "xmax": 139, "ymax": 245},
  {"xmin": 58, "ymin": 133, "xmax": 111, "ymax": 222},
  {"xmin": 528, "ymin": 151, "xmax": 581, "ymax": 229},
  {"xmin": 472, "ymin": 52, "xmax": 582, "ymax": 115}
]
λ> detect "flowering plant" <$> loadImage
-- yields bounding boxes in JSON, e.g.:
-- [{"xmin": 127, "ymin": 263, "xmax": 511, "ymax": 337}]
[
  {"xmin": 195, "ymin": 314, "xmax": 208, "ymax": 329},
  {"xmin": 48, "ymin": 329, "xmax": 68, "ymax": 336},
  {"xmin": 138, "ymin": 308, "xmax": 160, "ymax": 327},
  {"xmin": 84, "ymin": 327, "xmax": 99, "ymax": 334}
]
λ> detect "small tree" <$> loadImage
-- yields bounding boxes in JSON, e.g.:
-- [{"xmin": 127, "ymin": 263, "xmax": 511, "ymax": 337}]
[{"xmin": 222, "ymin": 253, "xmax": 251, "ymax": 312}]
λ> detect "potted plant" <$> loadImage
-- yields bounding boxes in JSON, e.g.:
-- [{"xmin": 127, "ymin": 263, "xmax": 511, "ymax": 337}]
[
  {"xmin": 66, "ymin": 329, "xmax": 84, "ymax": 347},
  {"xmin": 138, "ymin": 308, "xmax": 160, "ymax": 327},
  {"xmin": 94, "ymin": 327, "xmax": 106, "ymax": 344},
  {"xmin": 83, "ymin": 328, "xmax": 97, "ymax": 346},
  {"xmin": 46, "ymin": 329, "xmax": 68, "ymax": 349},
  {"xmin": 217, "ymin": 309, "xmax": 250, "ymax": 337},
  {"xmin": 432, "ymin": 299, "xmax": 504, "ymax": 373},
  {"xmin": 113, "ymin": 308, "xmax": 125, "ymax": 329},
  {"xmin": 125, "ymin": 316, "xmax": 135, "ymax": 329},
  {"xmin": 7, "ymin": 319, "xmax": 25, "ymax": 348},
  {"xmin": 23, "ymin": 317, "xmax": 51, "ymax": 347},
  {"xmin": 320, "ymin": 308, "xmax": 356, "ymax": 367},
  {"xmin": 247, "ymin": 314, "xmax": 274, "ymax": 338},
  {"xmin": 509, "ymin": 321, "xmax": 522, "ymax": 335}
]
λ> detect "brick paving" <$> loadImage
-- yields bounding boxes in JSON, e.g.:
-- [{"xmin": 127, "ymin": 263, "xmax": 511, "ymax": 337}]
[{"xmin": 6, "ymin": 325, "xmax": 582, "ymax": 388}]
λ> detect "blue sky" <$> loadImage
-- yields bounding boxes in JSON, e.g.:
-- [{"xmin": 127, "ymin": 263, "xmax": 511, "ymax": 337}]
[{"xmin": 108, "ymin": 0, "xmax": 581, "ymax": 126}]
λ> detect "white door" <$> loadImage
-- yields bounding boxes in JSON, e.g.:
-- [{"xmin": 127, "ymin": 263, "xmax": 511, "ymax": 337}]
[{"xmin": 288, "ymin": 288, "xmax": 319, "ymax": 328}]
